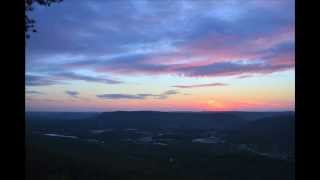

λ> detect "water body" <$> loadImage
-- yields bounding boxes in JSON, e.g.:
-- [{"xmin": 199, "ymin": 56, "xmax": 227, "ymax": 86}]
[
  {"xmin": 90, "ymin": 129, "xmax": 113, "ymax": 134},
  {"xmin": 192, "ymin": 136, "xmax": 223, "ymax": 144},
  {"xmin": 153, "ymin": 142, "xmax": 168, "ymax": 146},
  {"xmin": 86, "ymin": 139, "xmax": 104, "ymax": 143},
  {"xmin": 43, "ymin": 133, "xmax": 79, "ymax": 139}
]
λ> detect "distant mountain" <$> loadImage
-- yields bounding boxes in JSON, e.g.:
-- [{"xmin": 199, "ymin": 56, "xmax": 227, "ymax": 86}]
[
  {"xmin": 26, "ymin": 112, "xmax": 100, "ymax": 120},
  {"xmin": 94, "ymin": 111, "xmax": 247, "ymax": 130},
  {"xmin": 26, "ymin": 111, "xmax": 294, "ymax": 132},
  {"xmin": 238, "ymin": 114, "xmax": 294, "ymax": 136},
  {"xmin": 227, "ymin": 114, "xmax": 295, "ymax": 155},
  {"xmin": 218, "ymin": 111, "xmax": 294, "ymax": 121}
]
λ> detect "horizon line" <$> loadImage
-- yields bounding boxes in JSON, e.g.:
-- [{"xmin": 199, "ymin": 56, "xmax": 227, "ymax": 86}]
[{"xmin": 26, "ymin": 110, "xmax": 295, "ymax": 113}]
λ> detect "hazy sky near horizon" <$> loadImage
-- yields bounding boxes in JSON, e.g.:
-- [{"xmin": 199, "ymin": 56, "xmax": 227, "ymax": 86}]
[{"xmin": 26, "ymin": 0, "xmax": 295, "ymax": 112}]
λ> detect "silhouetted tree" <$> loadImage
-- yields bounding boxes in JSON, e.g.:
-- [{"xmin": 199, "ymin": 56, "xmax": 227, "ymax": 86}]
[{"xmin": 25, "ymin": 0, "xmax": 63, "ymax": 38}]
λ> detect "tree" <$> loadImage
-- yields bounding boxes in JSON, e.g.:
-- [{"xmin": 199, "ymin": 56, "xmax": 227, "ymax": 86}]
[{"xmin": 25, "ymin": 0, "xmax": 63, "ymax": 38}]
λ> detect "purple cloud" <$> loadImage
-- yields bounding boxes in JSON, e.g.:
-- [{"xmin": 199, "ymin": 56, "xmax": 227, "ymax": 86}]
[
  {"xmin": 97, "ymin": 94, "xmax": 146, "ymax": 100},
  {"xmin": 65, "ymin": 90, "xmax": 79, "ymax": 97},
  {"xmin": 26, "ymin": 74, "xmax": 62, "ymax": 86},
  {"xmin": 26, "ymin": 72, "xmax": 122, "ymax": 87},
  {"xmin": 27, "ymin": 0, "xmax": 294, "ymax": 84},
  {"xmin": 54, "ymin": 72, "xmax": 122, "ymax": 84},
  {"xmin": 176, "ymin": 61, "xmax": 293, "ymax": 77},
  {"xmin": 173, "ymin": 83, "xmax": 228, "ymax": 88},
  {"xmin": 97, "ymin": 90, "xmax": 180, "ymax": 100},
  {"xmin": 26, "ymin": 90, "xmax": 45, "ymax": 95}
]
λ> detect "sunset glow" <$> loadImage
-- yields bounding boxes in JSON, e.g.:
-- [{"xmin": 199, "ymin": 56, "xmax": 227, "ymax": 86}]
[{"xmin": 26, "ymin": 0, "xmax": 295, "ymax": 112}]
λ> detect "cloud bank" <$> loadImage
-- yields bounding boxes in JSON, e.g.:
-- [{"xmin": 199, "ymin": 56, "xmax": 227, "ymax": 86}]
[
  {"xmin": 26, "ymin": 0, "xmax": 294, "ymax": 80},
  {"xmin": 97, "ymin": 90, "xmax": 180, "ymax": 100},
  {"xmin": 173, "ymin": 83, "xmax": 228, "ymax": 88}
]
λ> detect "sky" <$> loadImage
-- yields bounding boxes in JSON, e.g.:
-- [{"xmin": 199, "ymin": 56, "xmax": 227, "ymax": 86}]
[{"xmin": 26, "ymin": 0, "xmax": 295, "ymax": 112}]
